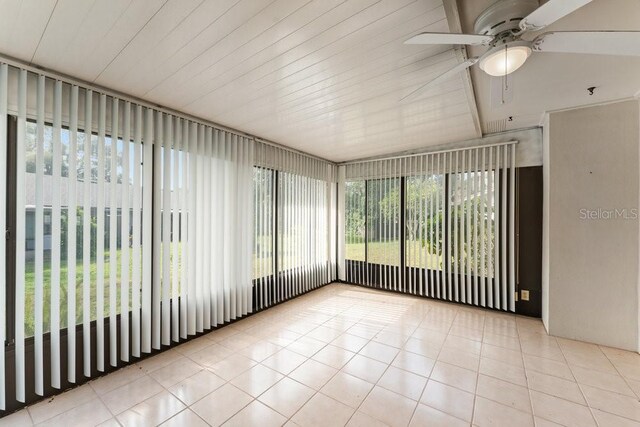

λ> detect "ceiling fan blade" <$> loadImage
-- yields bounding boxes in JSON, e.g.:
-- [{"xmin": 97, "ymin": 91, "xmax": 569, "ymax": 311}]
[
  {"xmin": 400, "ymin": 57, "xmax": 479, "ymax": 103},
  {"xmin": 404, "ymin": 32, "xmax": 493, "ymax": 45},
  {"xmin": 533, "ymin": 31, "xmax": 640, "ymax": 56},
  {"xmin": 519, "ymin": 0, "xmax": 593, "ymax": 31}
]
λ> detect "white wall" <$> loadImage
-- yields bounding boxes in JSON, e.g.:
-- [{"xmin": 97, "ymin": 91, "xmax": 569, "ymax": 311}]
[{"xmin": 542, "ymin": 99, "xmax": 640, "ymax": 351}]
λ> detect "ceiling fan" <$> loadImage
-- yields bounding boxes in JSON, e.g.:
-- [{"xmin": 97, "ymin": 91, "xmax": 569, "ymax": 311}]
[{"xmin": 401, "ymin": 0, "xmax": 640, "ymax": 102}]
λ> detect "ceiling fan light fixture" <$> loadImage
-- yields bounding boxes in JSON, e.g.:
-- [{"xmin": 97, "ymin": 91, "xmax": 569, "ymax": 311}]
[{"xmin": 479, "ymin": 41, "xmax": 532, "ymax": 77}]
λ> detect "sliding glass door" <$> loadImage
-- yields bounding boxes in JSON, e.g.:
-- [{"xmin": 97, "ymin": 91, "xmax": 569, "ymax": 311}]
[
  {"xmin": 345, "ymin": 180, "xmax": 365, "ymax": 284},
  {"xmin": 252, "ymin": 153, "xmax": 337, "ymax": 309},
  {"xmin": 252, "ymin": 167, "xmax": 275, "ymax": 310},
  {"xmin": 342, "ymin": 146, "xmax": 516, "ymax": 312}
]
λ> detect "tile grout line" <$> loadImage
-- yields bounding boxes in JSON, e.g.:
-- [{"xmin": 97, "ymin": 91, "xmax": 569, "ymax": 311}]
[
  {"xmin": 562, "ymin": 343, "xmax": 640, "ymax": 426},
  {"xmin": 598, "ymin": 344, "xmax": 640, "ymax": 400},
  {"xmin": 269, "ymin": 299, "xmax": 364, "ymax": 425},
  {"xmin": 279, "ymin": 307, "xmax": 347, "ymax": 425},
  {"xmin": 387, "ymin": 303, "xmax": 445, "ymax": 427},
  {"xmin": 517, "ymin": 314, "xmax": 537, "ymax": 426},
  {"xmin": 554, "ymin": 339, "xmax": 600, "ymax": 427},
  {"xmin": 470, "ymin": 310, "xmax": 484, "ymax": 426}
]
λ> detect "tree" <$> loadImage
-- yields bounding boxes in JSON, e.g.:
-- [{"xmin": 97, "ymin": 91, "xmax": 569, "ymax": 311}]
[
  {"xmin": 59, "ymin": 206, "xmax": 100, "ymax": 260},
  {"xmin": 345, "ymin": 180, "xmax": 365, "ymax": 243},
  {"xmin": 373, "ymin": 173, "xmax": 495, "ymax": 275},
  {"xmin": 26, "ymin": 122, "xmax": 124, "ymax": 183}
]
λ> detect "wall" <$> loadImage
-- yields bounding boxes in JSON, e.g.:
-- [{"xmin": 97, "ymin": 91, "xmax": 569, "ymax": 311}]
[
  {"xmin": 542, "ymin": 115, "xmax": 550, "ymax": 328},
  {"xmin": 543, "ymin": 99, "xmax": 640, "ymax": 351},
  {"xmin": 516, "ymin": 166, "xmax": 543, "ymax": 317}
]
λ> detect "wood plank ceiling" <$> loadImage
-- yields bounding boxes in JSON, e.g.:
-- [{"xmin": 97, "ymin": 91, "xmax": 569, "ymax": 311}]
[{"xmin": 0, "ymin": 0, "xmax": 481, "ymax": 162}]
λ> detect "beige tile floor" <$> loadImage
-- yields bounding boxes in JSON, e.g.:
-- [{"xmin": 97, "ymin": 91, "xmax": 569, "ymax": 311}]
[{"xmin": 2, "ymin": 283, "xmax": 640, "ymax": 427}]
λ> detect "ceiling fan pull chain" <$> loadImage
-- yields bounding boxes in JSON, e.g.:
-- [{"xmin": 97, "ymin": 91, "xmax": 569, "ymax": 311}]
[
  {"xmin": 501, "ymin": 44, "xmax": 508, "ymax": 105},
  {"xmin": 504, "ymin": 44, "xmax": 509, "ymax": 90}
]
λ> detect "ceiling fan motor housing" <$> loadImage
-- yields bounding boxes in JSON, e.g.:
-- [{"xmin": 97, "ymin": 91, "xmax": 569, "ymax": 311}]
[{"xmin": 474, "ymin": 0, "xmax": 539, "ymax": 38}]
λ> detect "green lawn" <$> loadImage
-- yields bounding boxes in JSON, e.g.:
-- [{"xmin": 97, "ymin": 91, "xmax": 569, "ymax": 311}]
[
  {"xmin": 24, "ymin": 240, "xmax": 278, "ymax": 337},
  {"xmin": 24, "ymin": 248, "xmax": 145, "ymax": 337},
  {"xmin": 25, "ymin": 240, "xmax": 275, "ymax": 337},
  {"xmin": 27, "ymin": 239, "xmax": 427, "ymax": 337},
  {"xmin": 346, "ymin": 240, "xmax": 443, "ymax": 269},
  {"xmin": 252, "ymin": 234, "xmax": 332, "ymax": 280}
]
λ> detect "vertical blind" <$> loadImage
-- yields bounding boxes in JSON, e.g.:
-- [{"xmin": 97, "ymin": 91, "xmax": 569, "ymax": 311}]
[
  {"xmin": 0, "ymin": 63, "xmax": 288, "ymax": 409},
  {"xmin": 339, "ymin": 143, "xmax": 517, "ymax": 312},
  {"xmin": 0, "ymin": 61, "xmax": 338, "ymax": 410},
  {"xmin": 253, "ymin": 144, "xmax": 338, "ymax": 309}
]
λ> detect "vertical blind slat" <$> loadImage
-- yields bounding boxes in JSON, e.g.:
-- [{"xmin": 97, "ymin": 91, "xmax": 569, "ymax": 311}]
[
  {"xmin": 409, "ymin": 156, "xmax": 415, "ymax": 294},
  {"xmin": 97, "ymin": 94, "xmax": 107, "ymax": 370},
  {"xmin": 34, "ymin": 75, "xmax": 45, "ymax": 395},
  {"xmin": 15, "ymin": 69, "xmax": 27, "ymax": 403},
  {"xmin": 377, "ymin": 162, "xmax": 390, "ymax": 289},
  {"xmin": 195, "ymin": 124, "xmax": 203, "ymax": 330},
  {"xmin": 0, "ymin": 63, "xmax": 7, "ymax": 410},
  {"xmin": 142, "ymin": 108, "xmax": 153, "ymax": 354},
  {"xmin": 420, "ymin": 155, "xmax": 425, "ymax": 296},
  {"xmin": 67, "ymin": 85, "xmax": 78, "ymax": 382},
  {"xmin": 453, "ymin": 151, "xmax": 459, "ymax": 302},
  {"xmin": 109, "ymin": 98, "xmax": 119, "ymax": 367},
  {"xmin": 97, "ymin": 94, "xmax": 106, "ymax": 371},
  {"xmin": 480, "ymin": 147, "xmax": 487, "ymax": 307},
  {"xmin": 214, "ymin": 130, "xmax": 223, "ymax": 323},
  {"xmin": 490, "ymin": 146, "xmax": 496, "ymax": 308},
  {"xmin": 429, "ymin": 155, "xmax": 434, "ymax": 297},
  {"xmin": 187, "ymin": 121, "xmax": 196, "ymax": 336},
  {"xmin": 473, "ymin": 148, "xmax": 479, "ymax": 306},
  {"xmin": 466, "ymin": 151, "xmax": 472, "ymax": 304},
  {"xmin": 509, "ymin": 145, "xmax": 516, "ymax": 311},
  {"xmin": 121, "ymin": 101, "xmax": 131, "ymax": 361},
  {"xmin": 203, "ymin": 127, "xmax": 212, "ymax": 328},
  {"xmin": 162, "ymin": 114, "xmax": 171, "ymax": 344},
  {"xmin": 501, "ymin": 144, "xmax": 508, "ymax": 310},
  {"xmin": 435, "ymin": 153, "xmax": 441, "ymax": 299},
  {"xmin": 132, "ymin": 105, "xmax": 142, "ymax": 357},
  {"xmin": 51, "ymin": 80, "xmax": 62, "ymax": 387},
  {"xmin": 445, "ymin": 152, "xmax": 452, "ymax": 300},
  {"xmin": 82, "ymin": 89, "xmax": 93, "ymax": 376},
  {"xmin": 179, "ymin": 120, "xmax": 188, "ymax": 338},
  {"xmin": 152, "ymin": 112, "xmax": 162, "ymax": 348},
  {"xmin": 494, "ymin": 146, "xmax": 501, "ymax": 310},
  {"xmin": 460, "ymin": 150, "xmax": 467, "ymax": 303},
  {"xmin": 171, "ymin": 117, "xmax": 180, "ymax": 342}
]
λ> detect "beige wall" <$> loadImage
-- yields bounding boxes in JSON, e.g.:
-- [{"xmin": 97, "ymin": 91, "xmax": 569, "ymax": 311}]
[{"xmin": 543, "ymin": 99, "xmax": 640, "ymax": 351}]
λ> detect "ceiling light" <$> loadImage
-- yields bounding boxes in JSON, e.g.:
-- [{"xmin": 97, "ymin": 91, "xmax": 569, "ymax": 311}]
[{"xmin": 479, "ymin": 41, "xmax": 532, "ymax": 77}]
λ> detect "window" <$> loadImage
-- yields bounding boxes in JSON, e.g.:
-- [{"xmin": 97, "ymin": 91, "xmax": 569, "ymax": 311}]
[
  {"xmin": 345, "ymin": 180, "xmax": 365, "ymax": 262},
  {"xmin": 253, "ymin": 167, "xmax": 274, "ymax": 280},
  {"xmin": 342, "ymin": 146, "xmax": 515, "ymax": 310},
  {"xmin": 277, "ymin": 171, "xmax": 329, "ymax": 281},
  {"xmin": 405, "ymin": 173, "xmax": 444, "ymax": 271},
  {"xmin": 22, "ymin": 121, "xmax": 143, "ymax": 337},
  {"xmin": 449, "ymin": 170, "xmax": 495, "ymax": 279},
  {"xmin": 252, "ymin": 147, "xmax": 336, "ymax": 308},
  {"xmin": 2, "ymin": 64, "xmax": 272, "ymax": 407},
  {"xmin": 368, "ymin": 177, "xmax": 400, "ymax": 267}
]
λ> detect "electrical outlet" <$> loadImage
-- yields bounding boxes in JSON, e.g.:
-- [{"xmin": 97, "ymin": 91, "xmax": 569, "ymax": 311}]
[{"xmin": 521, "ymin": 290, "xmax": 530, "ymax": 301}]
